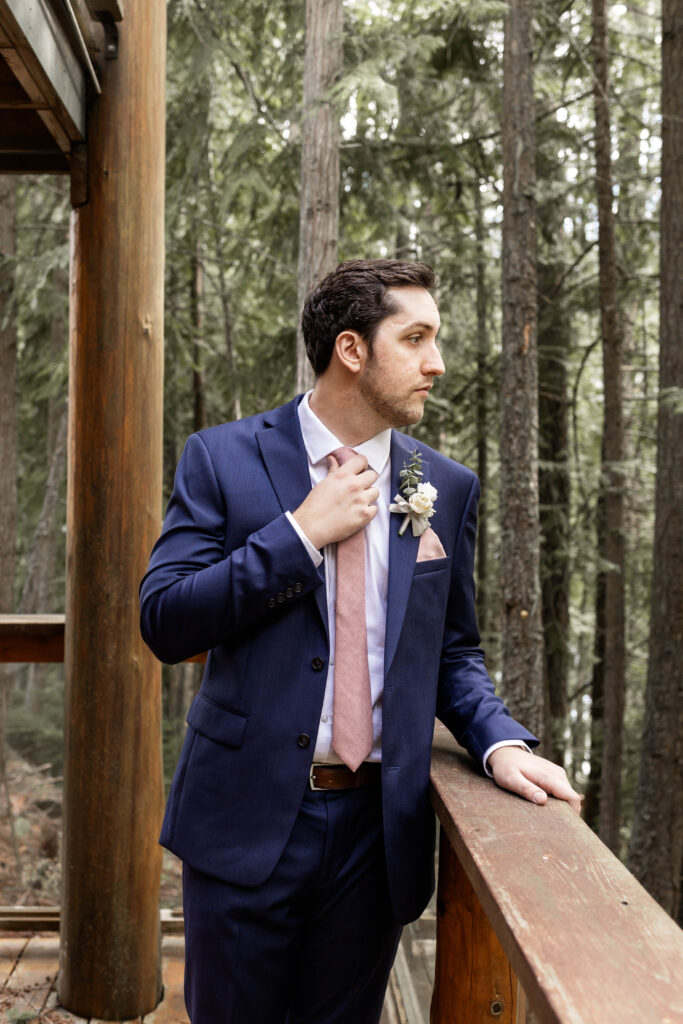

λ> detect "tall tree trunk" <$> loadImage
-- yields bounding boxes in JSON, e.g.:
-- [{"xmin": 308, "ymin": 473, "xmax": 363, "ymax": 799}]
[
  {"xmin": 592, "ymin": 0, "xmax": 626, "ymax": 854},
  {"xmin": 0, "ymin": 176, "xmax": 17, "ymax": 614},
  {"xmin": 296, "ymin": 0, "xmax": 343, "ymax": 393},
  {"xmin": 0, "ymin": 176, "xmax": 18, "ymax": 868},
  {"xmin": 0, "ymin": 176, "xmax": 17, "ymax": 616},
  {"xmin": 190, "ymin": 241, "xmax": 206, "ymax": 433},
  {"xmin": 22, "ymin": 267, "xmax": 69, "ymax": 714},
  {"xmin": 537, "ymin": 261, "xmax": 571, "ymax": 765},
  {"xmin": 499, "ymin": 0, "xmax": 545, "ymax": 741},
  {"xmin": 206, "ymin": 154, "xmax": 241, "ymax": 422},
  {"xmin": 20, "ymin": 408, "xmax": 68, "ymax": 714},
  {"xmin": 474, "ymin": 182, "xmax": 489, "ymax": 641},
  {"xmin": 584, "ymin": 484, "xmax": 606, "ymax": 831},
  {"xmin": 627, "ymin": 0, "xmax": 683, "ymax": 917}
]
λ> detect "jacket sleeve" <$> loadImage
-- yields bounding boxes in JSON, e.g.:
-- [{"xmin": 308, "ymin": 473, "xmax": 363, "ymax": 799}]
[
  {"xmin": 435, "ymin": 474, "xmax": 539, "ymax": 762},
  {"xmin": 139, "ymin": 433, "xmax": 323, "ymax": 664}
]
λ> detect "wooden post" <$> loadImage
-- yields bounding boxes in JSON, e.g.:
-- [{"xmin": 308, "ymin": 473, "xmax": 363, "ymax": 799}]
[
  {"xmin": 59, "ymin": 1, "xmax": 166, "ymax": 1017},
  {"xmin": 431, "ymin": 829, "xmax": 526, "ymax": 1024}
]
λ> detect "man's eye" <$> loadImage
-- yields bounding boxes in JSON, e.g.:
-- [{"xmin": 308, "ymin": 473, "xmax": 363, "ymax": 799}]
[{"xmin": 407, "ymin": 335, "xmax": 421, "ymax": 345}]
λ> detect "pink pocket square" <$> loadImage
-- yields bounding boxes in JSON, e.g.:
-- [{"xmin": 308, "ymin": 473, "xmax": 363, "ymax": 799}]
[{"xmin": 416, "ymin": 527, "xmax": 447, "ymax": 562}]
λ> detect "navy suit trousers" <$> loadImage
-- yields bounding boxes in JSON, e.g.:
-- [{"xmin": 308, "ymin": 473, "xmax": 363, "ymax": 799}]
[{"xmin": 182, "ymin": 779, "xmax": 403, "ymax": 1023}]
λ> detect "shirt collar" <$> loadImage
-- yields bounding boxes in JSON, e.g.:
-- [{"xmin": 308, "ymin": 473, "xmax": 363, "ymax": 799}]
[{"xmin": 297, "ymin": 391, "xmax": 392, "ymax": 475}]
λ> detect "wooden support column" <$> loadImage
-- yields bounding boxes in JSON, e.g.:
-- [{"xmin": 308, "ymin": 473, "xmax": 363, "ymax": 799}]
[
  {"xmin": 60, "ymin": 1, "xmax": 166, "ymax": 1018},
  {"xmin": 431, "ymin": 830, "xmax": 526, "ymax": 1024}
]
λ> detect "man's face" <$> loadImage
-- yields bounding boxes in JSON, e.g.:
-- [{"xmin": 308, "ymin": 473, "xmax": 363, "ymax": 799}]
[{"xmin": 357, "ymin": 286, "xmax": 445, "ymax": 428}]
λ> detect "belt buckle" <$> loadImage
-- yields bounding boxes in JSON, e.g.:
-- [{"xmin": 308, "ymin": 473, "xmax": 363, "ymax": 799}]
[{"xmin": 309, "ymin": 763, "xmax": 324, "ymax": 791}]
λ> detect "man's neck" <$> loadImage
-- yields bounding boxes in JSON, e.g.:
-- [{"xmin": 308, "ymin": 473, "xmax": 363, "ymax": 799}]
[{"xmin": 308, "ymin": 379, "xmax": 388, "ymax": 447}]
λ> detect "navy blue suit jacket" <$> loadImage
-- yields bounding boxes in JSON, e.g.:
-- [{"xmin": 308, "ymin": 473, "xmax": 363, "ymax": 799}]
[{"xmin": 140, "ymin": 395, "xmax": 537, "ymax": 924}]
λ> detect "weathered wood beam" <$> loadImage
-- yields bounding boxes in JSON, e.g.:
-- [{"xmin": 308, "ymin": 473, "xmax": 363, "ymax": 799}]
[
  {"xmin": 429, "ymin": 726, "xmax": 683, "ymax": 1023},
  {"xmin": 0, "ymin": 614, "xmax": 65, "ymax": 661},
  {"xmin": 68, "ymin": 0, "xmax": 104, "ymax": 57},
  {"xmin": 0, "ymin": 0, "xmax": 86, "ymax": 143},
  {"xmin": 431, "ymin": 830, "xmax": 525, "ymax": 1024},
  {"xmin": 1, "ymin": 108, "xmax": 64, "ymax": 150},
  {"xmin": 84, "ymin": 0, "xmax": 123, "ymax": 21},
  {"xmin": 59, "ymin": 0, "xmax": 166, "ymax": 1018},
  {"xmin": 0, "ymin": 907, "xmax": 184, "ymax": 934},
  {"xmin": 0, "ymin": 614, "xmax": 206, "ymax": 662},
  {"xmin": 0, "ymin": 153, "xmax": 69, "ymax": 172}
]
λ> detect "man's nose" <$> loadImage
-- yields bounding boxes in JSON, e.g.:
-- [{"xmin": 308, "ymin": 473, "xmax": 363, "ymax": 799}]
[{"xmin": 423, "ymin": 343, "xmax": 445, "ymax": 377}]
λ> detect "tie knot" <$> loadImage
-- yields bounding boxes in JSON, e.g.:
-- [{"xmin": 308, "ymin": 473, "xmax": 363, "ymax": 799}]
[{"xmin": 332, "ymin": 446, "xmax": 357, "ymax": 466}]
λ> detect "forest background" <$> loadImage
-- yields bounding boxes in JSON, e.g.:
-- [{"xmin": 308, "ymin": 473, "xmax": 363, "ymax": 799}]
[{"xmin": 0, "ymin": 0, "xmax": 680, "ymax": 925}]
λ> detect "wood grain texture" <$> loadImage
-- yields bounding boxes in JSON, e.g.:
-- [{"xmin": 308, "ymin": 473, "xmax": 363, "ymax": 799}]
[
  {"xmin": 430, "ymin": 726, "xmax": 683, "ymax": 1024},
  {"xmin": 60, "ymin": 0, "xmax": 166, "ymax": 1017},
  {"xmin": 431, "ymin": 829, "xmax": 525, "ymax": 1024},
  {"xmin": 0, "ymin": 935, "xmax": 28, "ymax": 985},
  {"xmin": 0, "ymin": 0, "xmax": 85, "ymax": 139},
  {"xmin": 3, "ymin": 935, "xmax": 59, "ymax": 1017},
  {"xmin": 142, "ymin": 937, "xmax": 187, "ymax": 1023},
  {"xmin": 0, "ymin": 615, "xmax": 204, "ymax": 664},
  {"xmin": 0, "ymin": 614, "xmax": 65, "ymax": 661}
]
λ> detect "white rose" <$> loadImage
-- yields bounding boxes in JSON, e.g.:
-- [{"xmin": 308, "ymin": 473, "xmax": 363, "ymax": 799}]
[
  {"xmin": 409, "ymin": 490, "xmax": 434, "ymax": 515},
  {"xmin": 417, "ymin": 482, "xmax": 438, "ymax": 503}
]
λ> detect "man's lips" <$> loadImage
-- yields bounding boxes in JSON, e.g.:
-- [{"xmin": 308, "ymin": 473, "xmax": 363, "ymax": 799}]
[{"xmin": 415, "ymin": 385, "xmax": 432, "ymax": 396}]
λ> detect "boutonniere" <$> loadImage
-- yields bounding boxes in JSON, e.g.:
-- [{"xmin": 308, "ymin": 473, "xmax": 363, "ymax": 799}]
[{"xmin": 389, "ymin": 449, "xmax": 438, "ymax": 537}]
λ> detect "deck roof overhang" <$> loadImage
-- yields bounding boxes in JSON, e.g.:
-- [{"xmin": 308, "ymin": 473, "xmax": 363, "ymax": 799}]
[{"xmin": 0, "ymin": 0, "xmax": 122, "ymax": 174}]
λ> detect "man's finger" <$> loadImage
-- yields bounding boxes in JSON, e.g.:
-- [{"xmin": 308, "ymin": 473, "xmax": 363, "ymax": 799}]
[
  {"xmin": 520, "ymin": 766, "xmax": 582, "ymax": 814},
  {"xmin": 506, "ymin": 770, "xmax": 548, "ymax": 806}
]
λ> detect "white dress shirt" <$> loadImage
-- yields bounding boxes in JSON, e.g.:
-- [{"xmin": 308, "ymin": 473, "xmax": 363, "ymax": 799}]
[
  {"xmin": 287, "ymin": 392, "xmax": 390, "ymax": 762},
  {"xmin": 286, "ymin": 392, "xmax": 529, "ymax": 771}
]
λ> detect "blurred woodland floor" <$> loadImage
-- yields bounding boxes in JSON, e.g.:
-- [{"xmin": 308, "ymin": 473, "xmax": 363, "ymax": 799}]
[{"xmin": 0, "ymin": 753, "xmax": 182, "ymax": 910}]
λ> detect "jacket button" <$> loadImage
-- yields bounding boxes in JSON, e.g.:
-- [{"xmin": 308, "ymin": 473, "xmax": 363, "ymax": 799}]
[
  {"xmin": 297, "ymin": 733, "xmax": 310, "ymax": 749},
  {"xmin": 311, "ymin": 657, "xmax": 324, "ymax": 671}
]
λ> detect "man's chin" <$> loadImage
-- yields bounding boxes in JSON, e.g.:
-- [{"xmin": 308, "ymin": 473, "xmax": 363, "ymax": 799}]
[{"xmin": 395, "ymin": 405, "xmax": 425, "ymax": 428}]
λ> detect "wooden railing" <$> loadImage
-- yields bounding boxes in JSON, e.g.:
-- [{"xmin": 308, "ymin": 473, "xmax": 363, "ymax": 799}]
[
  {"xmin": 3, "ymin": 616, "xmax": 682, "ymax": 1023},
  {"xmin": 429, "ymin": 725, "xmax": 683, "ymax": 1024},
  {"xmin": 0, "ymin": 614, "xmax": 66, "ymax": 662},
  {"xmin": 0, "ymin": 614, "xmax": 205, "ymax": 663}
]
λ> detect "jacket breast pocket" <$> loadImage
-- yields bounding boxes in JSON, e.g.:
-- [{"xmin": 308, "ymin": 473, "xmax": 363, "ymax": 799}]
[
  {"xmin": 413, "ymin": 555, "xmax": 450, "ymax": 577},
  {"xmin": 186, "ymin": 692, "xmax": 248, "ymax": 748}
]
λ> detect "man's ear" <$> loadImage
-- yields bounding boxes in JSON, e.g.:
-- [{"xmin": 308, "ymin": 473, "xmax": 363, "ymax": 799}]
[{"xmin": 334, "ymin": 330, "xmax": 367, "ymax": 374}]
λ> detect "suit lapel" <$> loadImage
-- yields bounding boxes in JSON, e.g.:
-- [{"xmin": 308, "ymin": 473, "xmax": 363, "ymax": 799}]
[
  {"xmin": 255, "ymin": 401, "xmax": 328, "ymax": 640},
  {"xmin": 384, "ymin": 432, "xmax": 426, "ymax": 677}
]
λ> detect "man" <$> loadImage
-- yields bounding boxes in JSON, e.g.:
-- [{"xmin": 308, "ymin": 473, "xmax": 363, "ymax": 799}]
[{"xmin": 140, "ymin": 259, "xmax": 580, "ymax": 1023}]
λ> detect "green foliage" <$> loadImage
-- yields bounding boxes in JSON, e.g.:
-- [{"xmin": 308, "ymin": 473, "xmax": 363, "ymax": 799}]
[
  {"xmin": 6, "ymin": 669, "xmax": 65, "ymax": 774},
  {"xmin": 5, "ymin": 0, "xmax": 664, "ymax": 857}
]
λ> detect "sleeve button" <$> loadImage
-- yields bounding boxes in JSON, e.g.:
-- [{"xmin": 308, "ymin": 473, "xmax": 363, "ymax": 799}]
[
  {"xmin": 276, "ymin": 593, "xmax": 285, "ymax": 604},
  {"xmin": 294, "ymin": 583, "xmax": 302, "ymax": 593},
  {"xmin": 311, "ymin": 657, "xmax": 324, "ymax": 671},
  {"xmin": 267, "ymin": 598, "xmax": 276, "ymax": 608},
  {"xmin": 296, "ymin": 733, "xmax": 311, "ymax": 749},
  {"xmin": 285, "ymin": 588, "xmax": 294, "ymax": 599}
]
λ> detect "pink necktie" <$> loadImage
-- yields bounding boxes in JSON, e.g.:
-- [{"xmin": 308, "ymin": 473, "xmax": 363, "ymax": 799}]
[{"xmin": 330, "ymin": 446, "xmax": 373, "ymax": 771}]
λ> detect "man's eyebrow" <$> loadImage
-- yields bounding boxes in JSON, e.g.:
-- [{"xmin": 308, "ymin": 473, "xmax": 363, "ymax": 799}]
[{"xmin": 401, "ymin": 320, "xmax": 440, "ymax": 332}]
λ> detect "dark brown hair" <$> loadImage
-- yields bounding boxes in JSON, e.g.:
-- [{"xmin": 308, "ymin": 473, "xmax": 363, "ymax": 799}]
[{"xmin": 300, "ymin": 259, "xmax": 436, "ymax": 377}]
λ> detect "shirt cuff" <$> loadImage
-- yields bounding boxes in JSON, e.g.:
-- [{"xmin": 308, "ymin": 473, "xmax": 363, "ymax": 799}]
[
  {"xmin": 285, "ymin": 511, "xmax": 323, "ymax": 568},
  {"xmin": 483, "ymin": 740, "xmax": 533, "ymax": 777}
]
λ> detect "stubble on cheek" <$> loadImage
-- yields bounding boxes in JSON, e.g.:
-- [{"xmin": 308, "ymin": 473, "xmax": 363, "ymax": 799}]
[{"xmin": 359, "ymin": 376, "xmax": 424, "ymax": 427}]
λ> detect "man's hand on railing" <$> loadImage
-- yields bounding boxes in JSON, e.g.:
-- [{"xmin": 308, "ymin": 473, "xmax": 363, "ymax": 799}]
[{"xmin": 486, "ymin": 746, "xmax": 582, "ymax": 813}]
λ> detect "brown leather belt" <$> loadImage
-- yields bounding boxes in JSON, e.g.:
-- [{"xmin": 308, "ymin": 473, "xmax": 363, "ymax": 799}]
[{"xmin": 309, "ymin": 762, "xmax": 381, "ymax": 791}]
